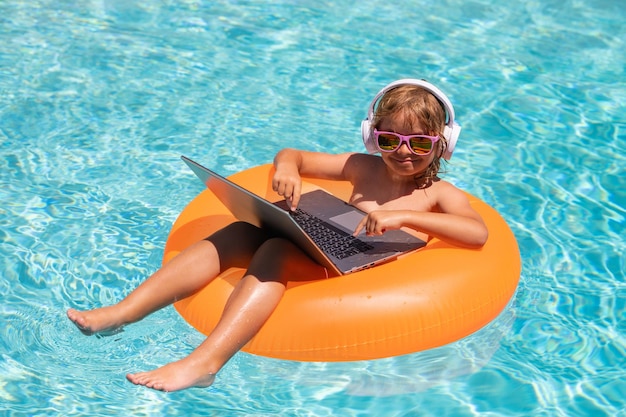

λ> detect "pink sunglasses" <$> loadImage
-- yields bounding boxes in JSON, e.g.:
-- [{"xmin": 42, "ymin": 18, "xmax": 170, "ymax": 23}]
[{"xmin": 374, "ymin": 129, "xmax": 440, "ymax": 156}]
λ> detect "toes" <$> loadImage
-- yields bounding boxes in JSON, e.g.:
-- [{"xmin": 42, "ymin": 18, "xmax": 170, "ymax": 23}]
[
  {"xmin": 126, "ymin": 372, "xmax": 142, "ymax": 384},
  {"xmin": 66, "ymin": 309, "xmax": 79, "ymax": 323},
  {"xmin": 67, "ymin": 309, "xmax": 92, "ymax": 334},
  {"xmin": 127, "ymin": 373, "xmax": 169, "ymax": 392},
  {"xmin": 127, "ymin": 372, "xmax": 151, "ymax": 385},
  {"xmin": 150, "ymin": 382, "xmax": 166, "ymax": 392}
]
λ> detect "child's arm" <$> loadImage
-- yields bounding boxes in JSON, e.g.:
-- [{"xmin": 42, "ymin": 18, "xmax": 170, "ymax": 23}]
[
  {"xmin": 272, "ymin": 149, "xmax": 354, "ymax": 210},
  {"xmin": 354, "ymin": 184, "xmax": 489, "ymax": 249}
]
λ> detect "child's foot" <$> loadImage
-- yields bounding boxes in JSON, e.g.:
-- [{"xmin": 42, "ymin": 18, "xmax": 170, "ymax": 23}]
[
  {"xmin": 126, "ymin": 358, "xmax": 217, "ymax": 392},
  {"xmin": 67, "ymin": 306, "xmax": 126, "ymax": 336}
]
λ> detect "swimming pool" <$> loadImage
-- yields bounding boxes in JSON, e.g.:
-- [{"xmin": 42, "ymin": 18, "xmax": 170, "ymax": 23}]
[{"xmin": 1, "ymin": 0, "xmax": 624, "ymax": 415}]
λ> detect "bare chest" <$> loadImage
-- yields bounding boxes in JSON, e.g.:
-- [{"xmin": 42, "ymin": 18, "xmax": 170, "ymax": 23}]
[{"xmin": 348, "ymin": 184, "xmax": 438, "ymax": 213}]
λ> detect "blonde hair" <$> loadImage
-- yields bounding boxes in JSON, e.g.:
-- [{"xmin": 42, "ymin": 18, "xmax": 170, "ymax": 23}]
[{"xmin": 372, "ymin": 85, "xmax": 448, "ymax": 182}]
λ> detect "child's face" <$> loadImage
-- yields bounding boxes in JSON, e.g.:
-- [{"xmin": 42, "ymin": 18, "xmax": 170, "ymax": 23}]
[{"xmin": 377, "ymin": 113, "xmax": 438, "ymax": 179}]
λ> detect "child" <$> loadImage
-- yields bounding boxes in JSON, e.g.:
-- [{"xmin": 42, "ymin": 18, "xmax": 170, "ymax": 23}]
[{"xmin": 67, "ymin": 79, "xmax": 488, "ymax": 392}]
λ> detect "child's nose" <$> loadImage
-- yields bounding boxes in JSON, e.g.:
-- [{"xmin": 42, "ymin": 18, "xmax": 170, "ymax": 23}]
[{"xmin": 396, "ymin": 141, "xmax": 413, "ymax": 154}]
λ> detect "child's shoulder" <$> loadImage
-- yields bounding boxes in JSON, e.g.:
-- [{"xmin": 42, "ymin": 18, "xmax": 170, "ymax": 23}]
[
  {"xmin": 428, "ymin": 178, "xmax": 474, "ymax": 208},
  {"xmin": 430, "ymin": 178, "xmax": 465, "ymax": 194}
]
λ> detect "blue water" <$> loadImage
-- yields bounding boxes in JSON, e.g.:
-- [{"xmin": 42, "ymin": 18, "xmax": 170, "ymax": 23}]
[{"xmin": 1, "ymin": 0, "xmax": 624, "ymax": 415}]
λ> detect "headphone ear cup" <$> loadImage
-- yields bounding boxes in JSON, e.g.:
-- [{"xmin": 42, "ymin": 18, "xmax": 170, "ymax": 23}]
[
  {"xmin": 442, "ymin": 123, "xmax": 461, "ymax": 160},
  {"xmin": 361, "ymin": 119, "xmax": 378, "ymax": 154}
]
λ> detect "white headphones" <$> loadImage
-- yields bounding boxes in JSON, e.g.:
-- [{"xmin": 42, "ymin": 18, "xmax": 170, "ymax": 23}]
[{"xmin": 361, "ymin": 78, "xmax": 461, "ymax": 160}]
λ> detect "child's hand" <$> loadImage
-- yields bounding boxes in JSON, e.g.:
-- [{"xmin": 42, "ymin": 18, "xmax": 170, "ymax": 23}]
[
  {"xmin": 272, "ymin": 167, "xmax": 302, "ymax": 211},
  {"xmin": 353, "ymin": 210, "xmax": 407, "ymax": 236}
]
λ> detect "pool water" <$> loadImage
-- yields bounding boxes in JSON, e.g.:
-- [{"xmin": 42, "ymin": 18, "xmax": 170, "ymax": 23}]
[{"xmin": 1, "ymin": 0, "xmax": 624, "ymax": 416}]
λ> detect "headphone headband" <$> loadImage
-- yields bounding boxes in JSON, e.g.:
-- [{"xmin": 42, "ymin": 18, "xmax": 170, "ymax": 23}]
[{"xmin": 361, "ymin": 79, "xmax": 461, "ymax": 160}]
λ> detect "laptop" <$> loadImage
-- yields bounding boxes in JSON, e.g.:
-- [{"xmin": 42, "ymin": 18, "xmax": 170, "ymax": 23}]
[{"xmin": 181, "ymin": 155, "xmax": 426, "ymax": 275}]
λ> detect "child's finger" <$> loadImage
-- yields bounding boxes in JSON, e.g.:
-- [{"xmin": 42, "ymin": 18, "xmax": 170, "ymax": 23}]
[
  {"xmin": 353, "ymin": 216, "xmax": 368, "ymax": 236},
  {"xmin": 289, "ymin": 181, "xmax": 302, "ymax": 210}
]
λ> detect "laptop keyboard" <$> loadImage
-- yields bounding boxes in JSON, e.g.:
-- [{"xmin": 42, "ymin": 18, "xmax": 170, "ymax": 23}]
[{"xmin": 291, "ymin": 209, "xmax": 374, "ymax": 259}]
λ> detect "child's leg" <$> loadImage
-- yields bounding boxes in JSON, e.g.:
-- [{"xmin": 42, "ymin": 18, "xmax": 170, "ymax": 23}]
[
  {"xmin": 67, "ymin": 222, "xmax": 272, "ymax": 335},
  {"xmin": 126, "ymin": 237, "xmax": 327, "ymax": 392}
]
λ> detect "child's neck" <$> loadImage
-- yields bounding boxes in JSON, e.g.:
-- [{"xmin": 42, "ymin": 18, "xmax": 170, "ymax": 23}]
[{"xmin": 413, "ymin": 171, "xmax": 438, "ymax": 190}]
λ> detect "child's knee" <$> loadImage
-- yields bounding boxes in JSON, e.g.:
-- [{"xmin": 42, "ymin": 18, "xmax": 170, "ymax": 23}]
[{"xmin": 207, "ymin": 222, "xmax": 275, "ymax": 269}]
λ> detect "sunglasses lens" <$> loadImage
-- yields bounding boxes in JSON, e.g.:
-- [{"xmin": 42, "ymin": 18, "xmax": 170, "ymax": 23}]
[
  {"xmin": 377, "ymin": 134, "xmax": 401, "ymax": 151},
  {"xmin": 409, "ymin": 137, "xmax": 433, "ymax": 155}
]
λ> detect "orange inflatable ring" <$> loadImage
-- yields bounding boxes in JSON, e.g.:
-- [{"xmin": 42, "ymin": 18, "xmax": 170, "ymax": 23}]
[{"xmin": 166, "ymin": 164, "xmax": 521, "ymax": 362}]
